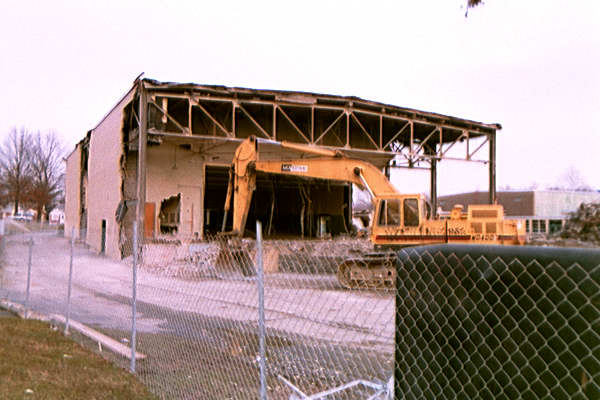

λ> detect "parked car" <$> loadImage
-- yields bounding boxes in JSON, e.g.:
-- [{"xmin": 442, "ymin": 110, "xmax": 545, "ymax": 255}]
[{"xmin": 12, "ymin": 213, "xmax": 33, "ymax": 222}]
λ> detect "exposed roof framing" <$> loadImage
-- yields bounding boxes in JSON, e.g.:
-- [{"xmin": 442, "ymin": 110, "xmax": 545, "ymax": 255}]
[{"xmin": 134, "ymin": 78, "xmax": 500, "ymax": 167}]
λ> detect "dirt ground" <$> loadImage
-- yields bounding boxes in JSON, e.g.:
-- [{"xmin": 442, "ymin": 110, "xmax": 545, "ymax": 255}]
[{"xmin": 0, "ymin": 232, "xmax": 395, "ymax": 399}]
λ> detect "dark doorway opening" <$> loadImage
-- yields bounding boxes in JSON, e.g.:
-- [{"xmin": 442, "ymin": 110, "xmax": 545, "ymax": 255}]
[{"xmin": 101, "ymin": 220, "xmax": 106, "ymax": 254}]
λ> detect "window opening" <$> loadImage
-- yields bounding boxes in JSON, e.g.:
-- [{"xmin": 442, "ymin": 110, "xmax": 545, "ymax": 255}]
[
  {"xmin": 159, "ymin": 194, "xmax": 181, "ymax": 234},
  {"xmin": 403, "ymin": 198, "xmax": 419, "ymax": 227},
  {"xmin": 378, "ymin": 199, "xmax": 401, "ymax": 226}
]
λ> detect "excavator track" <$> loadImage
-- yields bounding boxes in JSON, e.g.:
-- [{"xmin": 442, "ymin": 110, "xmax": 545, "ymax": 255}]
[{"xmin": 336, "ymin": 253, "xmax": 397, "ymax": 289}]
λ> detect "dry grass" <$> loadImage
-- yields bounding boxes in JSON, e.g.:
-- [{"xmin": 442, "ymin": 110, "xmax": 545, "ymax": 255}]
[{"xmin": 0, "ymin": 317, "xmax": 156, "ymax": 400}]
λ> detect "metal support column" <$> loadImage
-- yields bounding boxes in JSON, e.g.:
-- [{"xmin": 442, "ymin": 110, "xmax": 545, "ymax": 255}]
[
  {"xmin": 135, "ymin": 81, "xmax": 148, "ymax": 243},
  {"xmin": 430, "ymin": 158, "xmax": 438, "ymax": 218},
  {"xmin": 199, "ymin": 162, "xmax": 205, "ymax": 240},
  {"xmin": 488, "ymin": 132, "xmax": 496, "ymax": 204}
]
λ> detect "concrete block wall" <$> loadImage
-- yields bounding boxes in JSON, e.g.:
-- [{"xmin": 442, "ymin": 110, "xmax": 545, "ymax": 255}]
[
  {"xmin": 85, "ymin": 90, "xmax": 134, "ymax": 257},
  {"xmin": 64, "ymin": 145, "xmax": 81, "ymax": 238},
  {"xmin": 146, "ymin": 143, "xmax": 222, "ymax": 237}
]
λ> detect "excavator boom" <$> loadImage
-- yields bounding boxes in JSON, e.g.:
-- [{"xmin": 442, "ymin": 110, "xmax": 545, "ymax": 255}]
[{"xmin": 222, "ymin": 135, "xmax": 397, "ymax": 235}]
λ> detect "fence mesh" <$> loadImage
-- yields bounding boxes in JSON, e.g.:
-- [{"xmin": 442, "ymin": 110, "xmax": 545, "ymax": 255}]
[
  {"xmin": 134, "ymin": 233, "xmax": 395, "ymax": 399},
  {"xmin": 0, "ymin": 225, "xmax": 598, "ymax": 399},
  {"xmin": 394, "ymin": 245, "xmax": 599, "ymax": 400}
]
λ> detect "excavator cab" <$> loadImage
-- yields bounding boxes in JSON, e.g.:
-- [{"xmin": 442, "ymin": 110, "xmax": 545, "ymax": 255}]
[
  {"xmin": 371, "ymin": 194, "xmax": 438, "ymax": 248},
  {"xmin": 375, "ymin": 195, "xmax": 423, "ymax": 228}
]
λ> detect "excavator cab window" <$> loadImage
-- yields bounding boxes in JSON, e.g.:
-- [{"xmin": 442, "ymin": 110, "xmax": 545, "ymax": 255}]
[
  {"xmin": 403, "ymin": 198, "xmax": 420, "ymax": 227},
  {"xmin": 378, "ymin": 199, "xmax": 401, "ymax": 226}
]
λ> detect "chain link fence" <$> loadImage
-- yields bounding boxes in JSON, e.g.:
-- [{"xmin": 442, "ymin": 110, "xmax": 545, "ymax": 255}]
[
  {"xmin": 394, "ymin": 244, "xmax": 599, "ymax": 400},
  {"xmin": 133, "ymin": 224, "xmax": 395, "ymax": 399},
  {"xmin": 0, "ymin": 222, "xmax": 598, "ymax": 399}
]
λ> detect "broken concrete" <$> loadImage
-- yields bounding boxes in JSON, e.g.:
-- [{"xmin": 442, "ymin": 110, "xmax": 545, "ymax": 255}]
[{"xmin": 528, "ymin": 202, "xmax": 600, "ymax": 247}]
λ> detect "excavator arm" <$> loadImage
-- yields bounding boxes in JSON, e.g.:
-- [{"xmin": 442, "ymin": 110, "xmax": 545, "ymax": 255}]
[{"xmin": 222, "ymin": 136, "xmax": 398, "ymax": 236}]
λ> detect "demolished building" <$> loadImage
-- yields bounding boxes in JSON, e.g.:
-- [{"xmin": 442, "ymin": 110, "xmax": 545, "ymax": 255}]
[{"xmin": 64, "ymin": 77, "xmax": 501, "ymax": 258}]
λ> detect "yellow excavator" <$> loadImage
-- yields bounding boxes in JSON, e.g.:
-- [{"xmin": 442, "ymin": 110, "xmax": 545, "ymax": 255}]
[{"xmin": 222, "ymin": 136, "xmax": 526, "ymax": 288}]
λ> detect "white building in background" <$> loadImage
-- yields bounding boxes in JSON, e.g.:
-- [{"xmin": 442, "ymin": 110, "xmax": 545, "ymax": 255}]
[
  {"xmin": 49, "ymin": 208, "xmax": 65, "ymax": 225},
  {"xmin": 438, "ymin": 190, "xmax": 600, "ymax": 237}
]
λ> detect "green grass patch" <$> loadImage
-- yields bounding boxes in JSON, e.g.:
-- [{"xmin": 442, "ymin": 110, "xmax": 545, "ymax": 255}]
[{"xmin": 0, "ymin": 317, "xmax": 156, "ymax": 400}]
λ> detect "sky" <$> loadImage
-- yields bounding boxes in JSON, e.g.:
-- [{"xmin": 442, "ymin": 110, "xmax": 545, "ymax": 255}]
[{"xmin": 0, "ymin": 0, "xmax": 598, "ymax": 195}]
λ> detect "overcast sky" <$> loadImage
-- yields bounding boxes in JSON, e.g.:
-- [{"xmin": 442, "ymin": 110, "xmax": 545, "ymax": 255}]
[{"xmin": 1, "ymin": 0, "xmax": 598, "ymax": 195}]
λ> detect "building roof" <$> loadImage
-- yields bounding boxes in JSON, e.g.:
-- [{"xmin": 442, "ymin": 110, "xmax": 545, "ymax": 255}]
[
  {"xmin": 68, "ymin": 76, "xmax": 502, "ymax": 170},
  {"xmin": 143, "ymin": 78, "xmax": 501, "ymax": 135}
]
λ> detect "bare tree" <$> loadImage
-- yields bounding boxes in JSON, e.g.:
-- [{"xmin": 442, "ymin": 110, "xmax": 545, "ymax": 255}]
[
  {"xmin": 548, "ymin": 165, "xmax": 592, "ymax": 191},
  {"xmin": 561, "ymin": 166, "xmax": 592, "ymax": 191},
  {"xmin": 0, "ymin": 127, "xmax": 33, "ymax": 215},
  {"xmin": 29, "ymin": 131, "xmax": 65, "ymax": 220}
]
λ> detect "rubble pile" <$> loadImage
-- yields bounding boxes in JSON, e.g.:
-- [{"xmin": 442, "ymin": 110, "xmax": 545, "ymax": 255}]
[
  {"xmin": 559, "ymin": 202, "xmax": 600, "ymax": 244},
  {"xmin": 141, "ymin": 241, "xmax": 221, "ymax": 279},
  {"xmin": 279, "ymin": 237, "xmax": 373, "ymax": 258}
]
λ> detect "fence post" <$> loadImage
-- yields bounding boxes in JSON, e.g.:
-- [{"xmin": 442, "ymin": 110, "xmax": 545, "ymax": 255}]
[
  {"xmin": 65, "ymin": 228, "xmax": 75, "ymax": 334},
  {"xmin": 130, "ymin": 222, "xmax": 138, "ymax": 373},
  {"xmin": 25, "ymin": 237, "xmax": 33, "ymax": 316},
  {"xmin": 256, "ymin": 221, "xmax": 267, "ymax": 400}
]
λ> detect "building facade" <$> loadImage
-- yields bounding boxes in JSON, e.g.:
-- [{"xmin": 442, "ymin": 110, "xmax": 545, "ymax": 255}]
[{"xmin": 65, "ymin": 78, "xmax": 500, "ymax": 258}]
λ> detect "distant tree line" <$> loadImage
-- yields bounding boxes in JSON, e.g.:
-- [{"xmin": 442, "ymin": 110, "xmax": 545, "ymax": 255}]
[{"xmin": 0, "ymin": 127, "xmax": 65, "ymax": 220}]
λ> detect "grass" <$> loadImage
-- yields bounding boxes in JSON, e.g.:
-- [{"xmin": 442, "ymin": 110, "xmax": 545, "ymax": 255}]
[{"xmin": 0, "ymin": 316, "xmax": 157, "ymax": 400}]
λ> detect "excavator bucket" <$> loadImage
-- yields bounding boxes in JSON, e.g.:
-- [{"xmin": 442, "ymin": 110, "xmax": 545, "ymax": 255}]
[{"xmin": 214, "ymin": 237, "xmax": 255, "ymax": 277}]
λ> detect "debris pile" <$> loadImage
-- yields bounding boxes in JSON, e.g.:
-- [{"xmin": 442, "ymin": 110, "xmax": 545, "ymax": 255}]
[
  {"xmin": 559, "ymin": 202, "xmax": 600, "ymax": 244},
  {"xmin": 141, "ymin": 241, "xmax": 221, "ymax": 279}
]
